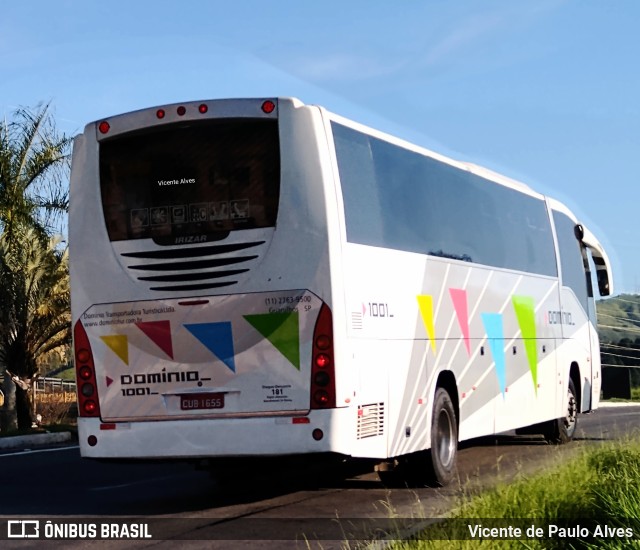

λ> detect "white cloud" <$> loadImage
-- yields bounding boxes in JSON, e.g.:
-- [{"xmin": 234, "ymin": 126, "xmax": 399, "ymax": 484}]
[{"xmin": 291, "ymin": 52, "xmax": 404, "ymax": 82}]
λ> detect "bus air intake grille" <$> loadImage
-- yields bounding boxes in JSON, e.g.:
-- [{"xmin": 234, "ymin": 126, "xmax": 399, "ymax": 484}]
[
  {"xmin": 357, "ymin": 403, "xmax": 385, "ymax": 439},
  {"xmin": 127, "ymin": 256, "xmax": 258, "ymax": 272},
  {"xmin": 120, "ymin": 241, "xmax": 265, "ymax": 259},
  {"xmin": 119, "ymin": 241, "xmax": 266, "ymax": 292}
]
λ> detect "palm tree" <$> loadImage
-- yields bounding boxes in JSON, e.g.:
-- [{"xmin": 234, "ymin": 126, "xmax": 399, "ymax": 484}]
[
  {"xmin": 0, "ymin": 103, "xmax": 71, "ymax": 431},
  {"xmin": 0, "ymin": 102, "xmax": 70, "ymax": 237},
  {"xmin": 0, "ymin": 228, "xmax": 70, "ymax": 430}
]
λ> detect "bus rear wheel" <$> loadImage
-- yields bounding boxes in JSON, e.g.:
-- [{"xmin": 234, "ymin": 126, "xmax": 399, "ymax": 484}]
[
  {"xmin": 425, "ymin": 387, "xmax": 458, "ymax": 486},
  {"xmin": 544, "ymin": 378, "xmax": 578, "ymax": 444}
]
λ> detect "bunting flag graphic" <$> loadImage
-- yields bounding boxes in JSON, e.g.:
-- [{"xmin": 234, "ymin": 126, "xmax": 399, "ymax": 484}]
[
  {"xmin": 512, "ymin": 295, "xmax": 538, "ymax": 393},
  {"xmin": 100, "ymin": 335, "xmax": 129, "ymax": 365},
  {"xmin": 416, "ymin": 295, "xmax": 437, "ymax": 355},
  {"xmin": 449, "ymin": 288, "xmax": 471, "ymax": 355},
  {"xmin": 184, "ymin": 322, "xmax": 236, "ymax": 372},
  {"xmin": 481, "ymin": 313, "xmax": 507, "ymax": 397},
  {"xmin": 244, "ymin": 312, "xmax": 300, "ymax": 370},
  {"xmin": 136, "ymin": 320, "xmax": 174, "ymax": 359}
]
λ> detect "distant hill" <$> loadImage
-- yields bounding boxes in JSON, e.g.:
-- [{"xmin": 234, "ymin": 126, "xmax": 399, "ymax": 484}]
[
  {"xmin": 597, "ymin": 294, "xmax": 640, "ymax": 345},
  {"xmin": 596, "ymin": 294, "xmax": 640, "ymax": 378}
]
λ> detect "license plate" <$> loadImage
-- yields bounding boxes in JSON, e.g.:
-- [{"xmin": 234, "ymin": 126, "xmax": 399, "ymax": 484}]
[{"xmin": 179, "ymin": 393, "xmax": 225, "ymax": 411}]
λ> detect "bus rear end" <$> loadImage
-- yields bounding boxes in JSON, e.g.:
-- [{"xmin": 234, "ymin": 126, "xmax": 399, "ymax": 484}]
[{"xmin": 70, "ymin": 98, "xmax": 349, "ymax": 460}]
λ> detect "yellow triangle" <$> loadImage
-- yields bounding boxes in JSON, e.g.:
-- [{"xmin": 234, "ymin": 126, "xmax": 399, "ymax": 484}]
[
  {"xmin": 417, "ymin": 295, "xmax": 437, "ymax": 355},
  {"xmin": 100, "ymin": 335, "xmax": 129, "ymax": 365}
]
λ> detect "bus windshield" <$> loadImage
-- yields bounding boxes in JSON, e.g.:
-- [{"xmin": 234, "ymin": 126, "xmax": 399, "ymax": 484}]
[{"xmin": 99, "ymin": 118, "xmax": 280, "ymax": 244}]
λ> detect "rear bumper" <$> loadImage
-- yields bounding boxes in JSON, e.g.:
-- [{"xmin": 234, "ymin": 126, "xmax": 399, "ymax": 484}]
[{"xmin": 78, "ymin": 408, "xmax": 351, "ymax": 459}]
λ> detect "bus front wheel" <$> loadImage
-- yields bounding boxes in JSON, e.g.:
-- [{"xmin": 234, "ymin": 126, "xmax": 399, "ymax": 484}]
[{"xmin": 425, "ymin": 387, "xmax": 458, "ymax": 486}]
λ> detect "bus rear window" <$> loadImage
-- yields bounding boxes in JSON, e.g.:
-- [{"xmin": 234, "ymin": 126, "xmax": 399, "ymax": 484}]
[{"xmin": 99, "ymin": 119, "xmax": 280, "ymax": 243}]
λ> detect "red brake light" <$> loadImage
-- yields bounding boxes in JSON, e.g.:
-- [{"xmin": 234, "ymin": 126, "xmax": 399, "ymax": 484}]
[
  {"xmin": 198, "ymin": 104, "xmax": 208, "ymax": 114},
  {"xmin": 261, "ymin": 100, "xmax": 276, "ymax": 114},
  {"xmin": 156, "ymin": 109, "xmax": 166, "ymax": 119},
  {"xmin": 315, "ymin": 335, "xmax": 331, "ymax": 350},
  {"xmin": 177, "ymin": 106, "xmax": 186, "ymax": 116},
  {"xmin": 74, "ymin": 321, "xmax": 101, "ymax": 418},
  {"xmin": 315, "ymin": 353, "xmax": 330, "ymax": 368},
  {"xmin": 314, "ymin": 391, "xmax": 329, "ymax": 405},
  {"xmin": 98, "ymin": 121, "xmax": 110, "ymax": 134},
  {"xmin": 310, "ymin": 304, "xmax": 336, "ymax": 409},
  {"xmin": 78, "ymin": 365, "xmax": 92, "ymax": 380}
]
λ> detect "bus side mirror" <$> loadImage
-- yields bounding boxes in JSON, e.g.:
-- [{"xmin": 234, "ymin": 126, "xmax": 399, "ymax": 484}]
[
  {"xmin": 577, "ymin": 223, "xmax": 613, "ymax": 297},
  {"xmin": 597, "ymin": 267, "xmax": 611, "ymax": 296}
]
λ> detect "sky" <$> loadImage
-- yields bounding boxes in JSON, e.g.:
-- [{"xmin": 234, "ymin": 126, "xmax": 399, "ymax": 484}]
[{"xmin": 2, "ymin": 1, "xmax": 639, "ymax": 294}]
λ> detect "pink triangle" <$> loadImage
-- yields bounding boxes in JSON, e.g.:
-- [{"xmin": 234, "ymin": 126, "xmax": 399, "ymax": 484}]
[
  {"xmin": 136, "ymin": 320, "xmax": 174, "ymax": 359},
  {"xmin": 106, "ymin": 376, "xmax": 114, "ymax": 387},
  {"xmin": 449, "ymin": 288, "xmax": 471, "ymax": 355}
]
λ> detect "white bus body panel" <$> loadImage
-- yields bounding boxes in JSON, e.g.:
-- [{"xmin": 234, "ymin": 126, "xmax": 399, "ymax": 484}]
[
  {"xmin": 71, "ymin": 100, "xmax": 354, "ymax": 459},
  {"xmin": 71, "ymin": 97, "xmax": 609, "ymax": 463},
  {"xmin": 340, "ymin": 243, "xmax": 565, "ymax": 459}
]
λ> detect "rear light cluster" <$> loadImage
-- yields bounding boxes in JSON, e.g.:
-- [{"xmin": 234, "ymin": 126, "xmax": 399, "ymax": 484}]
[
  {"xmin": 98, "ymin": 100, "xmax": 276, "ymax": 135},
  {"xmin": 98, "ymin": 99, "xmax": 276, "ymax": 134},
  {"xmin": 310, "ymin": 304, "xmax": 336, "ymax": 409},
  {"xmin": 73, "ymin": 321, "xmax": 101, "ymax": 417}
]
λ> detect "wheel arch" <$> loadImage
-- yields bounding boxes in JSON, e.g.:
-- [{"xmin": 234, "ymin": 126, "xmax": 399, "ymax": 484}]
[
  {"xmin": 569, "ymin": 361, "xmax": 582, "ymax": 411},
  {"xmin": 434, "ymin": 370, "xmax": 459, "ymax": 429}
]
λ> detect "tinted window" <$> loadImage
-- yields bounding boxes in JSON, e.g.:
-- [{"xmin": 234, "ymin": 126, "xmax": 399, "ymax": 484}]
[
  {"xmin": 100, "ymin": 119, "xmax": 280, "ymax": 243},
  {"xmin": 553, "ymin": 211, "xmax": 589, "ymax": 311},
  {"xmin": 333, "ymin": 123, "xmax": 557, "ymax": 276}
]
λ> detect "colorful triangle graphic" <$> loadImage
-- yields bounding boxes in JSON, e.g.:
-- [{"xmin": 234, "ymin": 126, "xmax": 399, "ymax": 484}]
[
  {"xmin": 100, "ymin": 335, "xmax": 129, "ymax": 365},
  {"xmin": 449, "ymin": 288, "xmax": 471, "ymax": 355},
  {"xmin": 481, "ymin": 313, "xmax": 506, "ymax": 397},
  {"xmin": 512, "ymin": 295, "xmax": 538, "ymax": 393},
  {"xmin": 136, "ymin": 320, "xmax": 174, "ymax": 359},
  {"xmin": 184, "ymin": 322, "xmax": 236, "ymax": 372},
  {"xmin": 417, "ymin": 295, "xmax": 437, "ymax": 355},
  {"xmin": 244, "ymin": 312, "xmax": 300, "ymax": 370}
]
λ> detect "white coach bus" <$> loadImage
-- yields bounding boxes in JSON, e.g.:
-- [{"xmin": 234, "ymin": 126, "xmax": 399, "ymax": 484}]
[{"xmin": 70, "ymin": 98, "xmax": 612, "ymax": 486}]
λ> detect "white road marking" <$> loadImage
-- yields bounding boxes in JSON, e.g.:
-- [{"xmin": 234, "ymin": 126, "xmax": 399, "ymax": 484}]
[{"xmin": 0, "ymin": 445, "xmax": 80, "ymax": 457}]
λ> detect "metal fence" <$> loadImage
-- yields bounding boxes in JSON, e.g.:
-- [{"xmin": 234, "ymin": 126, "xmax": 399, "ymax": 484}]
[{"xmin": 35, "ymin": 377, "xmax": 76, "ymax": 395}]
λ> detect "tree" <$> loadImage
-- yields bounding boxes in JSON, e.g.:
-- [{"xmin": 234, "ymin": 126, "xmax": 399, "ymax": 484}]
[
  {"xmin": 0, "ymin": 103, "xmax": 71, "ymax": 431},
  {"xmin": 0, "ymin": 102, "xmax": 70, "ymax": 238},
  {"xmin": 0, "ymin": 228, "xmax": 70, "ymax": 430}
]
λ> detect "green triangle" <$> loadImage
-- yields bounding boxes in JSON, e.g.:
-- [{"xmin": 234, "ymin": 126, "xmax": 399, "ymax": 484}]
[
  {"xmin": 512, "ymin": 295, "xmax": 538, "ymax": 393},
  {"xmin": 244, "ymin": 312, "xmax": 300, "ymax": 370}
]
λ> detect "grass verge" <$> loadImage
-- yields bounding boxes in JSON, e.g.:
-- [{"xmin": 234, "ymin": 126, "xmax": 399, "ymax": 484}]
[{"xmin": 391, "ymin": 440, "xmax": 640, "ymax": 549}]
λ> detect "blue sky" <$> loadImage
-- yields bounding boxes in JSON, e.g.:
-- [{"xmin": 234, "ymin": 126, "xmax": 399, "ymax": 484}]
[{"xmin": 2, "ymin": 1, "xmax": 638, "ymax": 294}]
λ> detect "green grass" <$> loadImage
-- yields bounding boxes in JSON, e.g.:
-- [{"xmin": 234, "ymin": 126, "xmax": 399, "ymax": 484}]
[
  {"xmin": 50, "ymin": 366, "xmax": 75, "ymax": 380},
  {"xmin": 391, "ymin": 440, "xmax": 640, "ymax": 549},
  {"xmin": 604, "ymin": 386, "xmax": 640, "ymax": 403}
]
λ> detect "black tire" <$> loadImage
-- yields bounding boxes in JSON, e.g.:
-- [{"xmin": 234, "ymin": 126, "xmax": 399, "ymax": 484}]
[
  {"xmin": 377, "ymin": 388, "xmax": 458, "ymax": 488},
  {"xmin": 425, "ymin": 387, "xmax": 458, "ymax": 486},
  {"xmin": 544, "ymin": 378, "xmax": 578, "ymax": 444}
]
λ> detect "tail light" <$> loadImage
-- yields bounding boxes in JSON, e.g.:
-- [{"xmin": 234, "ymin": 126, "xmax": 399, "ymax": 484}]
[
  {"xmin": 74, "ymin": 321, "xmax": 101, "ymax": 417},
  {"xmin": 310, "ymin": 304, "xmax": 336, "ymax": 409},
  {"xmin": 261, "ymin": 100, "xmax": 276, "ymax": 114}
]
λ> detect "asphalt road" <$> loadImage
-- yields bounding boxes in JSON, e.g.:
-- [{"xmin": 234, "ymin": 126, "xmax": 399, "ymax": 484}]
[{"xmin": 0, "ymin": 403, "xmax": 638, "ymax": 548}]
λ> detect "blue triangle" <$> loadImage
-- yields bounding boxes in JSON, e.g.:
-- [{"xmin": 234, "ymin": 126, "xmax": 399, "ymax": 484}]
[
  {"xmin": 481, "ymin": 313, "xmax": 506, "ymax": 397},
  {"xmin": 184, "ymin": 322, "xmax": 236, "ymax": 372}
]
